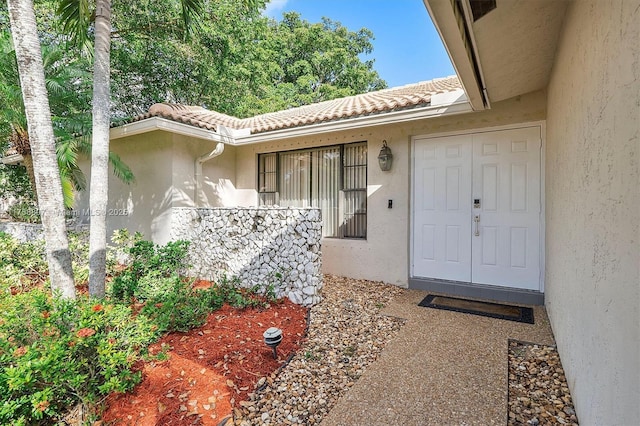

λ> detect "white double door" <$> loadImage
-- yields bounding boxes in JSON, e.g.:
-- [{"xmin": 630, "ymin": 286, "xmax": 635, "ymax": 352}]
[{"xmin": 413, "ymin": 126, "xmax": 542, "ymax": 291}]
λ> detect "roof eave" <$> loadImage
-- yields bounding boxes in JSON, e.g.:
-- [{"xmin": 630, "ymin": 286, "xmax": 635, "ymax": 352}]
[
  {"xmin": 1, "ymin": 153, "xmax": 24, "ymax": 165},
  {"xmin": 423, "ymin": 0, "xmax": 487, "ymax": 111},
  {"xmin": 110, "ymin": 117, "xmax": 232, "ymax": 143},
  {"xmin": 234, "ymin": 97, "xmax": 473, "ymax": 145}
]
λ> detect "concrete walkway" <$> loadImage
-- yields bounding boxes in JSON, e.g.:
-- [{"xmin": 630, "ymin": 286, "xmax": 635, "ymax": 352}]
[{"xmin": 321, "ymin": 289, "xmax": 555, "ymax": 426}]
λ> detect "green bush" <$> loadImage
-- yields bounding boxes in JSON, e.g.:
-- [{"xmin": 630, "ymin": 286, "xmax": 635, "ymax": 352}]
[
  {"xmin": 0, "ymin": 232, "xmax": 286, "ymax": 423},
  {"xmin": 68, "ymin": 231, "xmax": 90, "ymax": 284},
  {"xmin": 200, "ymin": 274, "xmax": 278, "ymax": 310},
  {"xmin": 0, "ymin": 232, "xmax": 47, "ymax": 290},
  {"xmin": 140, "ymin": 277, "xmax": 210, "ymax": 333},
  {"xmin": 0, "ymin": 291, "xmax": 157, "ymax": 425},
  {"xmin": 6, "ymin": 200, "xmax": 40, "ymax": 223},
  {"xmin": 110, "ymin": 239, "xmax": 191, "ymax": 302}
]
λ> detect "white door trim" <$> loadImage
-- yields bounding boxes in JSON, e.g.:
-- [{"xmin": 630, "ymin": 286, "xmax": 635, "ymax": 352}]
[{"xmin": 409, "ymin": 121, "xmax": 546, "ymax": 293}]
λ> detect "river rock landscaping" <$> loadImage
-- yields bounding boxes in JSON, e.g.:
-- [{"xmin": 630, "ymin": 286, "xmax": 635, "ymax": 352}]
[
  {"xmin": 508, "ymin": 340, "xmax": 579, "ymax": 425},
  {"xmin": 231, "ymin": 275, "xmax": 406, "ymax": 425}
]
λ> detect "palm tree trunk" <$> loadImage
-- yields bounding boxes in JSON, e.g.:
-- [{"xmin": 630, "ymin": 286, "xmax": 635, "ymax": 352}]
[
  {"xmin": 21, "ymin": 153, "xmax": 38, "ymax": 203},
  {"xmin": 7, "ymin": 0, "xmax": 76, "ymax": 299},
  {"xmin": 88, "ymin": 0, "xmax": 112, "ymax": 298}
]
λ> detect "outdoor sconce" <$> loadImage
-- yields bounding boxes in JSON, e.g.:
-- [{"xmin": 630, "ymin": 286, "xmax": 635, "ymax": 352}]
[
  {"xmin": 263, "ymin": 327, "xmax": 283, "ymax": 359},
  {"xmin": 377, "ymin": 140, "xmax": 393, "ymax": 171}
]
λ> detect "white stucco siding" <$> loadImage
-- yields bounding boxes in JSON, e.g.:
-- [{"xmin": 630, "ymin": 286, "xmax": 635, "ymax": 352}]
[
  {"xmin": 545, "ymin": 0, "xmax": 640, "ymax": 423},
  {"xmin": 234, "ymin": 90, "xmax": 546, "ymax": 285},
  {"xmin": 170, "ymin": 135, "xmax": 238, "ymax": 208},
  {"xmin": 76, "ymin": 131, "xmax": 174, "ymax": 243}
]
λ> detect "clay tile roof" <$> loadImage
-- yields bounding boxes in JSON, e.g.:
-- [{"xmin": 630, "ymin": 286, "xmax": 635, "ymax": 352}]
[{"xmin": 134, "ymin": 75, "xmax": 461, "ymax": 135}]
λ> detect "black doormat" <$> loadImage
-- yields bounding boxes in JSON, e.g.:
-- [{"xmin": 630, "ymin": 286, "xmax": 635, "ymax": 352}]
[{"xmin": 418, "ymin": 294, "xmax": 534, "ymax": 324}]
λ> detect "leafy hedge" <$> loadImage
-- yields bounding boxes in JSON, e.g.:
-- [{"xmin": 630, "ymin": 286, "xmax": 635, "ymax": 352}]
[
  {"xmin": 0, "ymin": 292, "xmax": 157, "ymax": 424},
  {"xmin": 0, "ymin": 231, "xmax": 281, "ymax": 424}
]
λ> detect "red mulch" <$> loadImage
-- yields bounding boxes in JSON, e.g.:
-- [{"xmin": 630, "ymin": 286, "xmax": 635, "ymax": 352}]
[{"xmin": 101, "ymin": 282, "xmax": 308, "ymax": 425}]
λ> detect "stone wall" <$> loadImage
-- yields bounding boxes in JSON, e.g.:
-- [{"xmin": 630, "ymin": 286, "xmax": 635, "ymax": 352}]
[
  {"xmin": 0, "ymin": 221, "xmax": 44, "ymax": 242},
  {"xmin": 0, "ymin": 221, "xmax": 89, "ymax": 242},
  {"xmin": 170, "ymin": 207, "xmax": 323, "ymax": 306}
]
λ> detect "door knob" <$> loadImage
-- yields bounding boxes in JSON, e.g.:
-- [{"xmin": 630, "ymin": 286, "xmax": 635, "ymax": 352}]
[{"xmin": 474, "ymin": 215, "xmax": 480, "ymax": 236}]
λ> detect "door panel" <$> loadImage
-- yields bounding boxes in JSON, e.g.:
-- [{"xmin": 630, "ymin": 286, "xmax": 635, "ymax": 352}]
[
  {"xmin": 413, "ymin": 126, "xmax": 542, "ymax": 292},
  {"xmin": 413, "ymin": 135, "xmax": 472, "ymax": 282},
  {"xmin": 471, "ymin": 127, "xmax": 541, "ymax": 290}
]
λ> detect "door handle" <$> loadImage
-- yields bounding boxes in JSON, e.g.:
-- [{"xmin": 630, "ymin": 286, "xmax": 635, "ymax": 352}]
[{"xmin": 474, "ymin": 215, "xmax": 480, "ymax": 236}]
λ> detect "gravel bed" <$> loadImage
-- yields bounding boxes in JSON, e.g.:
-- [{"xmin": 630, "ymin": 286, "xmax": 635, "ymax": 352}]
[
  {"xmin": 232, "ymin": 275, "xmax": 406, "ymax": 425},
  {"xmin": 508, "ymin": 341, "xmax": 579, "ymax": 425}
]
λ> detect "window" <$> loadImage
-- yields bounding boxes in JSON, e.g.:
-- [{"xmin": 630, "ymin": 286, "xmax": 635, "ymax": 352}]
[{"xmin": 258, "ymin": 142, "xmax": 367, "ymax": 239}]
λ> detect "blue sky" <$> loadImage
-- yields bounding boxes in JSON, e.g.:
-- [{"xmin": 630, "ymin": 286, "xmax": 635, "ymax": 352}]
[{"xmin": 263, "ymin": 0, "xmax": 455, "ymax": 88}]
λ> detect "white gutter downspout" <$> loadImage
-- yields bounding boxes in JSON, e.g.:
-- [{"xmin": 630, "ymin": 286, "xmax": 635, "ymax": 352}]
[{"xmin": 195, "ymin": 125, "xmax": 234, "ymax": 207}]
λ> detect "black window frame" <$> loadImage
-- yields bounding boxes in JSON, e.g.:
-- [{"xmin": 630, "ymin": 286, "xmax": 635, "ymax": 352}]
[{"xmin": 257, "ymin": 141, "xmax": 367, "ymax": 239}]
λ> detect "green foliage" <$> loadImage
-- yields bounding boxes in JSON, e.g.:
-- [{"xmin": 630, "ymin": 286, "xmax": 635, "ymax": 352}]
[
  {"xmin": 0, "ymin": 22, "xmax": 134, "ymax": 210},
  {"xmin": 0, "ymin": 291, "xmax": 157, "ymax": 424},
  {"xmin": 6, "ymin": 200, "xmax": 40, "ymax": 223},
  {"xmin": 0, "ymin": 232, "xmax": 47, "ymax": 291},
  {"xmin": 68, "ymin": 231, "xmax": 90, "ymax": 284},
  {"xmin": 200, "ymin": 274, "xmax": 278, "ymax": 310},
  {"xmin": 0, "ymin": 231, "xmax": 90, "ymax": 291},
  {"xmin": 109, "ymin": 238, "xmax": 191, "ymax": 301},
  {"xmin": 106, "ymin": 228, "xmax": 142, "ymax": 275},
  {"xmin": 104, "ymin": 1, "xmax": 385, "ymax": 118},
  {"xmin": 139, "ymin": 277, "xmax": 210, "ymax": 333},
  {"xmin": 0, "ymin": 231, "xmax": 289, "ymax": 422},
  {"xmin": 0, "ymin": 163, "xmax": 34, "ymax": 205}
]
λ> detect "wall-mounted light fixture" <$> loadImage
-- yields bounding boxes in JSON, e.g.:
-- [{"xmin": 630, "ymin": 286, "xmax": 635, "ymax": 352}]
[{"xmin": 377, "ymin": 140, "xmax": 393, "ymax": 171}]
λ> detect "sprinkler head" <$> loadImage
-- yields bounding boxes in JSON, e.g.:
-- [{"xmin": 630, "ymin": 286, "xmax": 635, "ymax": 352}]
[{"xmin": 263, "ymin": 327, "xmax": 283, "ymax": 359}]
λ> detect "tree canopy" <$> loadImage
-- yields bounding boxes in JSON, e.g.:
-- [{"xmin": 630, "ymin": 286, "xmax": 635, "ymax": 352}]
[{"xmin": 1, "ymin": 0, "xmax": 386, "ymax": 120}]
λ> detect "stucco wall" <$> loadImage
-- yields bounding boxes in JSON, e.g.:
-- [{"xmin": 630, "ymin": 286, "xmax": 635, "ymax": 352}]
[
  {"xmin": 76, "ymin": 132, "xmax": 239, "ymax": 244},
  {"xmin": 170, "ymin": 135, "xmax": 238, "ymax": 208},
  {"xmin": 76, "ymin": 131, "xmax": 175, "ymax": 243},
  {"xmin": 234, "ymin": 89, "xmax": 546, "ymax": 285},
  {"xmin": 545, "ymin": 0, "xmax": 639, "ymax": 423}
]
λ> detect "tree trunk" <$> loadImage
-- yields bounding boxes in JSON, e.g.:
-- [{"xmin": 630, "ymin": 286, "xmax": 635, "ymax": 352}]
[
  {"xmin": 88, "ymin": 0, "xmax": 112, "ymax": 298},
  {"xmin": 7, "ymin": 0, "xmax": 76, "ymax": 299},
  {"xmin": 21, "ymin": 153, "xmax": 38, "ymax": 203}
]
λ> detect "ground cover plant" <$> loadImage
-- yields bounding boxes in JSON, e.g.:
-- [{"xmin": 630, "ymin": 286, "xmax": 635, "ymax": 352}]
[{"xmin": 0, "ymin": 230, "xmax": 289, "ymax": 424}]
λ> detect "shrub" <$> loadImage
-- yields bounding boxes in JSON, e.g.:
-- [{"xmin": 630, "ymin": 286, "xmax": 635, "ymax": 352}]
[
  {"xmin": 0, "ymin": 232, "xmax": 47, "ymax": 290},
  {"xmin": 140, "ymin": 277, "xmax": 210, "ymax": 333},
  {"xmin": 106, "ymin": 229, "xmax": 142, "ymax": 275},
  {"xmin": 110, "ymin": 239, "xmax": 191, "ymax": 302},
  {"xmin": 0, "ymin": 291, "xmax": 157, "ymax": 425},
  {"xmin": 6, "ymin": 200, "xmax": 40, "ymax": 223},
  {"xmin": 200, "ymin": 274, "xmax": 278, "ymax": 310},
  {"xmin": 68, "ymin": 231, "xmax": 89, "ymax": 284}
]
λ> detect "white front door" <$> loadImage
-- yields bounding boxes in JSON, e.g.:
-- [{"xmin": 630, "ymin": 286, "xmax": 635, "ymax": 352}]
[{"xmin": 413, "ymin": 126, "xmax": 542, "ymax": 291}]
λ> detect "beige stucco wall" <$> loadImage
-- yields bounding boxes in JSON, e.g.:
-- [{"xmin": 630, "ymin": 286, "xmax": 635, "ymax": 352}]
[
  {"xmin": 545, "ymin": 0, "xmax": 640, "ymax": 423},
  {"xmin": 234, "ymin": 89, "xmax": 546, "ymax": 285},
  {"xmin": 76, "ymin": 131, "xmax": 239, "ymax": 244},
  {"xmin": 76, "ymin": 131, "xmax": 174, "ymax": 243},
  {"xmin": 170, "ymin": 135, "xmax": 238, "ymax": 208}
]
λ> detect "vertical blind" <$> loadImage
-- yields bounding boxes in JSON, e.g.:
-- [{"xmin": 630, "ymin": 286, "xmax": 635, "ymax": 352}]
[
  {"xmin": 311, "ymin": 147, "xmax": 340, "ymax": 237},
  {"xmin": 258, "ymin": 142, "xmax": 367, "ymax": 239}
]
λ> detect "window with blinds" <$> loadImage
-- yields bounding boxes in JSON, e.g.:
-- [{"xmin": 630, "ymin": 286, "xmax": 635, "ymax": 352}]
[{"xmin": 257, "ymin": 142, "xmax": 367, "ymax": 239}]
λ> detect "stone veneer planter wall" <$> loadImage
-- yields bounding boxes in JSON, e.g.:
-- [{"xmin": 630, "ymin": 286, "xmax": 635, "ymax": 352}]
[
  {"xmin": 0, "ymin": 221, "xmax": 88, "ymax": 242},
  {"xmin": 170, "ymin": 207, "xmax": 323, "ymax": 306}
]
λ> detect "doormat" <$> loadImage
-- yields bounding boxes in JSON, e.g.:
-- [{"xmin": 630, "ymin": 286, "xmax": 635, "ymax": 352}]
[{"xmin": 418, "ymin": 294, "xmax": 534, "ymax": 324}]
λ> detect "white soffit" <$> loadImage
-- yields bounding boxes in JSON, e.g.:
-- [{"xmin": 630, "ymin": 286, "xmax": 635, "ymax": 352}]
[
  {"xmin": 110, "ymin": 117, "xmax": 224, "ymax": 142},
  {"xmin": 470, "ymin": 0, "xmax": 568, "ymax": 103},
  {"xmin": 1, "ymin": 153, "xmax": 23, "ymax": 165},
  {"xmin": 423, "ymin": 0, "xmax": 487, "ymax": 111}
]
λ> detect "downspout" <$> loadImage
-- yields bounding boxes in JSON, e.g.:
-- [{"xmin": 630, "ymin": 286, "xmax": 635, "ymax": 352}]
[{"xmin": 195, "ymin": 125, "xmax": 234, "ymax": 207}]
